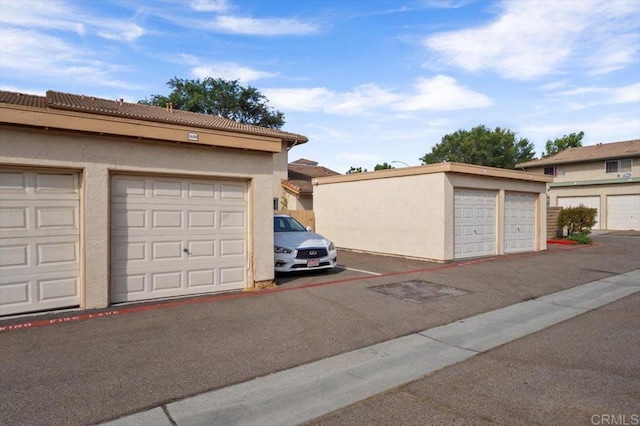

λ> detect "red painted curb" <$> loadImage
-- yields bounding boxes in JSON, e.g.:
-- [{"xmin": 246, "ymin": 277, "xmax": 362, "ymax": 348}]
[
  {"xmin": 0, "ymin": 244, "xmax": 596, "ymax": 333},
  {"xmin": 547, "ymin": 239, "xmax": 579, "ymax": 245}
]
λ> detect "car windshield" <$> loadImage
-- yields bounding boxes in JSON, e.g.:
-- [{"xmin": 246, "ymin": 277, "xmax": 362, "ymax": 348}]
[{"xmin": 274, "ymin": 216, "xmax": 307, "ymax": 232}]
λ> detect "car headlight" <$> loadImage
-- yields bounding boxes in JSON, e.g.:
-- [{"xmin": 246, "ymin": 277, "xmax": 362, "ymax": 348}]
[
  {"xmin": 274, "ymin": 246, "xmax": 293, "ymax": 254},
  {"xmin": 329, "ymin": 242, "xmax": 335, "ymax": 250}
]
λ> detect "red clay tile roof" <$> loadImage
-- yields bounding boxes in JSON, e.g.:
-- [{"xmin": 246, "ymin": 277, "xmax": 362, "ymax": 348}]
[
  {"xmin": 0, "ymin": 91, "xmax": 47, "ymax": 108},
  {"xmin": 517, "ymin": 139, "xmax": 640, "ymax": 168},
  {"xmin": 284, "ymin": 160, "xmax": 341, "ymax": 194},
  {"xmin": 288, "ymin": 163, "xmax": 340, "ymax": 179},
  {"xmin": 0, "ymin": 90, "xmax": 308, "ymax": 144},
  {"xmin": 290, "ymin": 158, "xmax": 318, "ymax": 166}
]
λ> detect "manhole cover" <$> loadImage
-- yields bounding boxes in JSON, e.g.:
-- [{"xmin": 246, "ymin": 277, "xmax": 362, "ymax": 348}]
[{"xmin": 369, "ymin": 280, "xmax": 467, "ymax": 303}]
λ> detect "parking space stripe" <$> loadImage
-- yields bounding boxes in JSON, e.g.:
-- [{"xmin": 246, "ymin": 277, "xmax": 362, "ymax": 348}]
[
  {"xmin": 340, "ymin": 266, "xmax": 383, "ymax": 276},
  {"xmin": 0, "ymin": 244, "xmax": 594, "ymax": 332}
]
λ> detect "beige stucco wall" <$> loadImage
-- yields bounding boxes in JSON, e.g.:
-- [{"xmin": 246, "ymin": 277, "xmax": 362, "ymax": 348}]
[
  {"xmin": 281, "ymin": 187, "xmax": 313, "ymax": 211},
  {"xmin": 314, "ymin": 173, "xmax": 449, "ymax": 261},
  {"xmin": 314, "ymin": 167, "xmax": 548, "ymax": 262},
  {"xmin": 549, "ymin": 182, "xmax": 640, "ymax": 229},
  {"xmin": 273, "ymin": 142, "xmax": 288, "ymax": 207},
  {"xmin": 1, "ymin": 126, "xmax": 276, "ymax": 309},
  {"xmin": 526, "ymin": 156, "xmax": 639, "ymax": 183}
]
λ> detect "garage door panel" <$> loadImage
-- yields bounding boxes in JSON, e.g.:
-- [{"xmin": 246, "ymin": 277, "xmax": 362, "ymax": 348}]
[
  {"xmin": 0, "ymin": 170, "xmax": 81, "ymax": 316},
  {"xmin": 220, "ymin": 267, "xmax": 246, "ymax": 286},
  {"xmin": 454, "ymin": 189, "xmax": 497, "ymax": 259},
  {"xmin": 0, "ymin": 271, "xmax": 80, "ymax": 316},
  {"xmin": 607, "ymin": 195, "xmax": 640, "ymax": 230},
  {"xmin": 221, "ymin": 183, "xmax": 248, "ymax": 200},
  {"xmin": 188, "ymin": 182, "xmax": 216, "ymax": 199},
  {"xmin": 220, "ymin": 239, "xmax": 245, "ymax": 256},
  {"xmin": 153, "ymin": 210, "xmax": 183, "ymax": 229},
  {"xmin": 188, "ymin": 270, "xmax": 215, "ymax": 288},
  {"xmin": 188, "ymin": 211, "xmax": 216, "ymax": 228},
  {"xmin": 504, "ymin": 193, "xmax": 536, "ymax": 254},
  {"xmin": 111, "ymin": 175, "xmax": 248, "ymax": 303}
]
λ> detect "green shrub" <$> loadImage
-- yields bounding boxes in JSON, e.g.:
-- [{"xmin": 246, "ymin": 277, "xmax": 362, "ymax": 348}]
[
  {"xmin": 557, "ymin": 205, "xmax": 597, "ymax": 235},
  {"xmin": 566, "ymin": 233, "xmax": 592, "ymax": 244}
]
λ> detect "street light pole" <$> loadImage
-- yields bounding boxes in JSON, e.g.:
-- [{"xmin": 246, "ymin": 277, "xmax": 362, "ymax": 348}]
[{"xmin": 391, "ymin": 161, "xmax": 410, "ymax": 167}]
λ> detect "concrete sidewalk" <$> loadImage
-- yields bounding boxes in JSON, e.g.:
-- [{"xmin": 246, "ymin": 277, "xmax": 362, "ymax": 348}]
[
  {"xmin": 103, "ymin": 269, "xmax": 640, "ymax": 426},
  {"xmin": 1, "ymin": 234, "xmax": 639, "ymax": 426}
]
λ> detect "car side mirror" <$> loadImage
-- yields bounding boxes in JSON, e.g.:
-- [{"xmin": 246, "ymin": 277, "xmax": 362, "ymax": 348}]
[{"xmin": 306, "ymin": 226, "xmax": 313, "ymax": 232}]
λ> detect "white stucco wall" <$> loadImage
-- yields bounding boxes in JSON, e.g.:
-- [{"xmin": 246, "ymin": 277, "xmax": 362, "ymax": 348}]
[{"xmin": 1, "ymin": 126, "xmax": 276, "ymax": 309}]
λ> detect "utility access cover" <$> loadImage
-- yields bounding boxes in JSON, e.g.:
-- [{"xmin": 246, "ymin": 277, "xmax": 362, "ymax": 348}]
[{"xmin": 369, "ymin": 280, "xmax": 467, "ymax": 304}]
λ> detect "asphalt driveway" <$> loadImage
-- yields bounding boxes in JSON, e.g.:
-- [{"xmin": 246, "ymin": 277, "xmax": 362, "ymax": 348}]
[{"xmin": 1, "ymin": 233, "xmax": 639, "ymax": 425}]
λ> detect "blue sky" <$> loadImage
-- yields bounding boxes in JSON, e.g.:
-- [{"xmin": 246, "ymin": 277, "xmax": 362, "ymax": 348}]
[{"xmin": 1, "ymin": 0, "xmax": 639, "ymax": 173}]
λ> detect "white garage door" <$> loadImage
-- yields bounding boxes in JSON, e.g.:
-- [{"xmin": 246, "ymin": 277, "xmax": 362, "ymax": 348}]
[
  {"xmin": 0, "ymin": 169, "xmax": 81, "ymax": 316},
  {"xmin": 607, "ymin": 195, "xmax": 640, "ymax": 230},
  {"xmin": 454, "ymin": 189, "xmax": 497, "ymax": 259},
  {"xmin": 111, "ymin": 175, "xmax": 248, "ymax": 303},
  {"xmin": 504, "ymin": 193, "xmax": 536, "ymax": 253},
  {"xmin": 557, "ymin": 196, "xmax": 600, "ymax": 230}
]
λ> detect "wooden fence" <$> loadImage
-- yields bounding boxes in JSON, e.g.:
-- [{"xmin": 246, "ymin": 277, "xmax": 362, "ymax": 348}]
[{"xmin": 275, "ymin": 210, "xmax": 315, "ymax": 230}]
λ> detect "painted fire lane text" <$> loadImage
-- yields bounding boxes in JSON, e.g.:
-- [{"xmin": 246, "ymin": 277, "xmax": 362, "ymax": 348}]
[{"xmin": 0, "ymin": 310, "xmax": 120, "ymax": 332}]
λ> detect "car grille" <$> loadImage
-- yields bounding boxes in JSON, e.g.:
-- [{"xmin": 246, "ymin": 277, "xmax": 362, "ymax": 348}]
[
  {"xmin": 296, "ymin": 248, "xmax": 328, "ymax": 259},
  {"xmin": 291, "ymin": 262, "xmax": 332, "ymax": 269}
]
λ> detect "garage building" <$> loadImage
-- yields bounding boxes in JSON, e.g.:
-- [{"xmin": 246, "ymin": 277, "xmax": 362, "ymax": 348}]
[
  {"xmin": 0, "ymin": 90, "xmax": 307, "ymax": 316},
  {"xmin": 313, "ymin": 163, "xmax": 551, "ymax": 262}
]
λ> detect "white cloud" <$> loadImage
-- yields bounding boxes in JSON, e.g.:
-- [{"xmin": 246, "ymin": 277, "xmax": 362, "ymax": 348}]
[
  {"xmin": 190, "ymin": 0, "xmax": 229, "ymax": 12},
  {"xmin": 608, "ymin": 83, "xmax": 640, "ymax": 104},
  {"xmin": 212, "ymin": 15, "xmax": 319, "ymax": 36},
  {"xmin": 0, "ymin": 0, "xmax": 85, "ymax": 34},
  {"xmin": 550, "ymin": 82, "xmax": 640, "ymax": 105},
  {"xmin": 192, "ymin": 63, "xmax": 277, "ymax": 83},
  {"xmin": 424, "ymin": 0, "xmax": 639, "ymax": 80},
  {"xmin": 0, "ymin": 28, "xmax": 136, "ymax": 89},
  {"xmin": 521, "ymin": 115, "xmax": 640, "ymax": 150},
  {"xmin": 266, "ymin": 76, "xmax": 491, "ymax": 115},
  {"xmin": 0, "ymin": 0, "xmax": 145, "ymax": 42},
  {"xmin": 97, "ymin": 21, "xmax": 144, "ymax": 42},
  {"xmin": 264, "ymin": 87, "xmax": 335, "ymax": 112},
  {"xmin": 537, "ymin": 81, "xmax": 569, "ymax": 92},
  {"xmin": 328, "ymin": 84, "xmax": 402, "ymax": 115},
  {"xmin": 398, "ymin": 75, "xmax": 493, "ymax": 111}
]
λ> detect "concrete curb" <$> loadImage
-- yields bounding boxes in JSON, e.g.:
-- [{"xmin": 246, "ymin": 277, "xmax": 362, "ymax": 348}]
[{"xmin": 101, "ymin": 269, "xmax": 640, "ymax": 426}]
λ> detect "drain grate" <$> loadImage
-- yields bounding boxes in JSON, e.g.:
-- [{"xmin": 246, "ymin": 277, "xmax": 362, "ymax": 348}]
[{"xmin": 369, "ymin": 280, "xmax": 467, "ymax": 303}]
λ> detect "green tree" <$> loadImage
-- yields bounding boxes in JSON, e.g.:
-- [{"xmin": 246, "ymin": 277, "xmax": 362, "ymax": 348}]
[
  {"xmin": 139, "ymin": 77, "xmax": 285, "ymax": 129},
  {"xmin": 346, "ymin": 166, "xmax": 367, "ymax": 174},
  {"xmin": 541, "ymin": 131, "xmax": 584, "ymax": 158},
  {"xmin": 374, "ymin": 162, "xmax": 395, "ymax": 170},
  {"xmin": 420, "ymin": 125, "xmax": 535, "ymax": 169}
]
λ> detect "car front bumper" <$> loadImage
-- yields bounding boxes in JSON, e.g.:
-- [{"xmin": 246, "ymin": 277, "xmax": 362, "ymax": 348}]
[{"xmin": 275, "ymin": 251, "xmax": 338, "ymax": 272}]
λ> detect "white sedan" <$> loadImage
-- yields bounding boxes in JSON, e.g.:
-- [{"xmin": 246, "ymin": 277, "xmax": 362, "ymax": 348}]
[{"xmin": 274, "ymin": 214, "xmax": 337, "ymax": 272}]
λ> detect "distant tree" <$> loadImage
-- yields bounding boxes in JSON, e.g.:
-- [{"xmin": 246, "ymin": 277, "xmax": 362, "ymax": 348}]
[
  {"xmin": 541, "ymin": 131, "xmax": 584, "ymax": 158},
  {"xmin": 346, "ymin": 166, "xmax": 367, "ymax": 174},
  {"xmin": 139, "ymin": 77, "xmax": 285, "ymax": 129},
  {"xmin": 420, "ymin": 125, "xmax": 535, "ymax": 169},
  {"xmin": 374, "ymin": 162, "xmax": 395, "ymax": 170}
]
